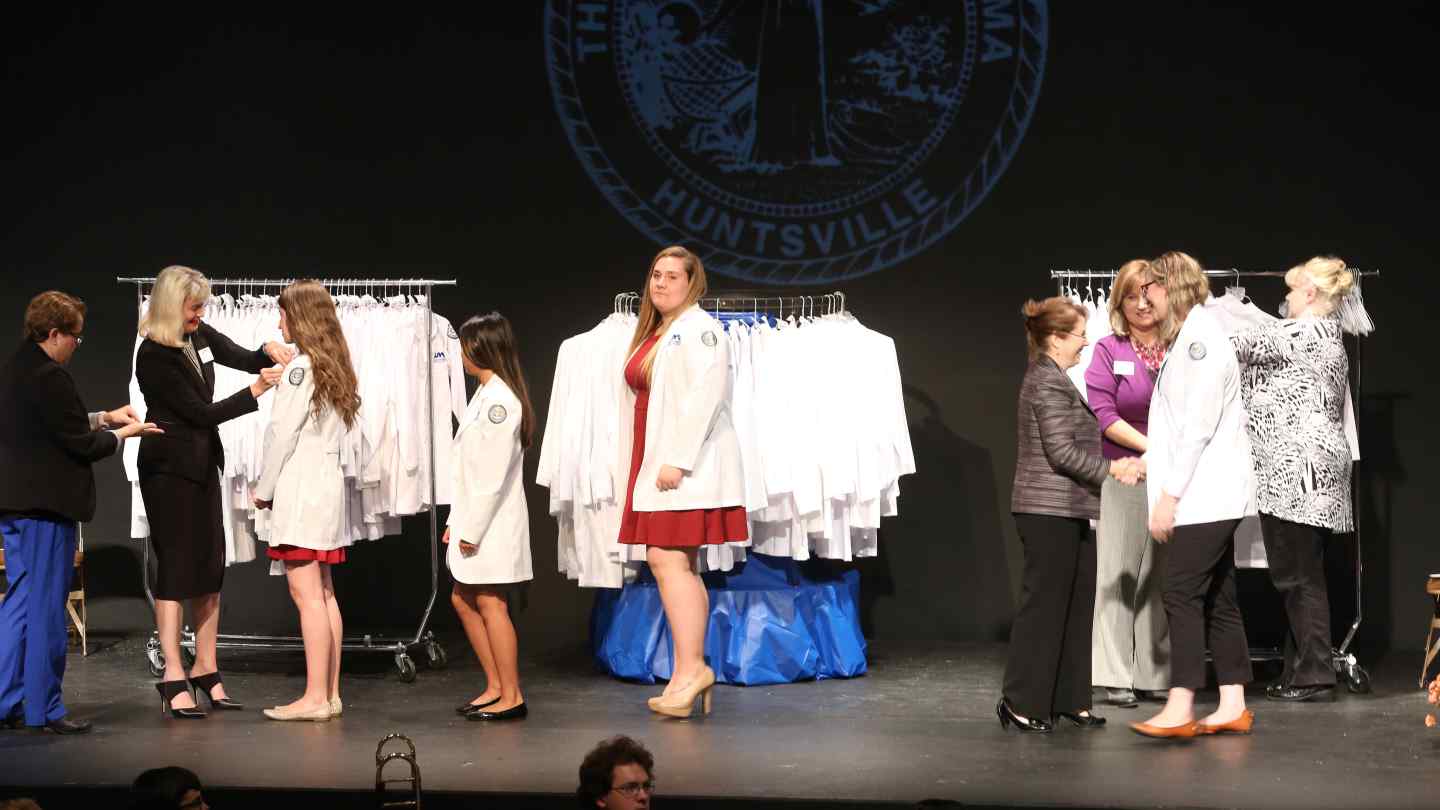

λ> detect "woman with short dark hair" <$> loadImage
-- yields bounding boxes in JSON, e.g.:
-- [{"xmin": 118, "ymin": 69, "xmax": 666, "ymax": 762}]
[
  {"xmin": 1000, "ymin": 296, "xmax": 1141, "ymax": 733},
  {"xmin": 0, "ymin": 290, "xmax": 157, "ymax": 735}
]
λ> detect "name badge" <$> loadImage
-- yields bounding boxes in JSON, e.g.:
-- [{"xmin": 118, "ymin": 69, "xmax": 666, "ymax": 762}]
[
  {"xmin": 198, "ymin": 347, "xmax": 214, "ymax": 363},
  {"xmin": 1113, "ymin": 360, "xmax": 1134, "ymax": 376}
]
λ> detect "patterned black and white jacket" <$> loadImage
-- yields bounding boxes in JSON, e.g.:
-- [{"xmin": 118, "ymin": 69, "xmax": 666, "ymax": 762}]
[{"xmin": 1230, "ymin": 315, "xmax": 1353, "ymax": 532}]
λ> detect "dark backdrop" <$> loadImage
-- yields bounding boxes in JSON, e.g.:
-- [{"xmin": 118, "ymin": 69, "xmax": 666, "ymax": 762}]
[{"xmin": 3, "ymin": 3, "xmax": 1436, "ymax": 658}]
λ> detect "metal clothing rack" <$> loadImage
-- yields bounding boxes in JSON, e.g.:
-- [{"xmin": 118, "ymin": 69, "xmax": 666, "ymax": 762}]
[
  {"xmin": 117, "ymin": 276, "xmax": 457, "ymax": 682},
  {"xmin": 1049, "ymin": 266, "xmax": 1380, "ymax": 692},
  {"xmin": 615, "ymin": 289, "xmax": 849, "ymax": 319}
]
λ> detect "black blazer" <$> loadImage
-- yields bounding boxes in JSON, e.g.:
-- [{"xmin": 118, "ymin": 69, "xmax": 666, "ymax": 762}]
[
  {"xmin": 136, "ymin": 321, "xmax": 271, "ymax": 483},
  {"xmin": 0, "ymin": 340, "xmax": 120, "ymax": 522}
]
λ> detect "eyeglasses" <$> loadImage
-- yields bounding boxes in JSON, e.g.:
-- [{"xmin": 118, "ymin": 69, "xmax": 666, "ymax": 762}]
[
  {"xmin": 1057, "ymin": 330, "xmax": 1086, "ymax": 340},
  {"xmin": 612, "ymin": 780, "xmax": 656, "ymax": 798},
  {"xmin": 1139, "ymin": 281, "xmax": 1158, "ymax": 296},
  {"xmin": 66, "ymin": 332, "xmax": 84, "ymax": 345}
]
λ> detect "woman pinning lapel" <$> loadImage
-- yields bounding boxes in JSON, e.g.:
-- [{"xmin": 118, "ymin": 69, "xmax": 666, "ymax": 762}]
[
  {"xmin": 252, "ymin": 280, "xmax": 361, "ymax": 722},
  {"xmin": 446, "ymin": 313, "xmax": 536, "ymax": 722}
]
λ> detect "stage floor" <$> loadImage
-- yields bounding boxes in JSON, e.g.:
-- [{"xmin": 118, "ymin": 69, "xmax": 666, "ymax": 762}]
[{"xmin": 0, "ymin": 635, "xmax": 1435, "ymax": 808}]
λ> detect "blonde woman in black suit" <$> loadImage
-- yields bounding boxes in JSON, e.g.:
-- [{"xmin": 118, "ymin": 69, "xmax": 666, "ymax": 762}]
[{"xmin": 135, "ymin": 265, "xmax": 289, "ymax": 718}]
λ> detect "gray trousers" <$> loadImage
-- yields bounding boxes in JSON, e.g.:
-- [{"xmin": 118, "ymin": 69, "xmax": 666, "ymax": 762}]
[{"xmin": 1091, "ymin": 477, "xmax": 1171, "ymax": 690}]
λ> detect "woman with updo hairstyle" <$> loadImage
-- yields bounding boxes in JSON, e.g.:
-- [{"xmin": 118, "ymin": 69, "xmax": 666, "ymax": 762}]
[
  {"xmin": 135, "ymin": 265, "xmax": 290, "ymax": 719},
  {"xmin": 445, "ymin": 312, "xmax": 535, "ymax": 722},
  {"xmin": 1230, "ymin": 256, "xmax": 1373, "ymax": 703},
  {"xmin": 252, "ymin": 280, "xmax": 361, "ymax": 721},
  {"xmin": 1000, "ymin": 296, "xmax": 1142, "ymax": 733}
]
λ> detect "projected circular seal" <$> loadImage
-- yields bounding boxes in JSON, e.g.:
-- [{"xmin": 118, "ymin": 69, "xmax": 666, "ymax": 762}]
[{"xmin": 546, "ymin": 0, "xmax": 1047, "ymax": 284}]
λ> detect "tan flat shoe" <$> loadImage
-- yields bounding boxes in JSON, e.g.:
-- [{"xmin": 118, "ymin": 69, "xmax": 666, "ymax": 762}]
[
  {"xmin": 263, "ymin": 704, "xmax": 332, "ymax": 722},
  {"xmin": 329, "ymin": 697, "xmax": 343, "ymax": 717}
]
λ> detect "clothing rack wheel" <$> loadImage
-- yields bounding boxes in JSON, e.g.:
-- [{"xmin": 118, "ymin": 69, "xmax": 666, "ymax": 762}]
[{"xmin": 119, "ymin": 277, "xmax": 457, "ymax": 683}]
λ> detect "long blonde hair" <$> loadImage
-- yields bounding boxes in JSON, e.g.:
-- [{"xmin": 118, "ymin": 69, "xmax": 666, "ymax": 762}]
[
  {"xmin": 1147, "ymin": 251, "xmax": 1210, "ymax": 344},
  {"xmin": 140, "ymin": 265, "xmax": 210, "ymax": 348},
  {"xmin": 277, "ymin": 280, "xmax": 361, "ymax": 428},
  {"xmin": 626, "ymin": 246, "xmax": 708, "ymax": 381}
]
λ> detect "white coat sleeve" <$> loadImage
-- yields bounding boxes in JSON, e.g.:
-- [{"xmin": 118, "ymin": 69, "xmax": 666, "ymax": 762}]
[
  {"xmin": 662, "ymin": 330, "xmax": 729, "ymax": 472},
  {"xmin": 1163, "ymin": 341, "xmax": 1231, "ymax": 501},
  {"xmin": 254, "ymin": 365, "xmax": 313, "ymax": 502},
  {"xmin": 449, "ymin": 405, "xmax": 519, "ymax": 544}
]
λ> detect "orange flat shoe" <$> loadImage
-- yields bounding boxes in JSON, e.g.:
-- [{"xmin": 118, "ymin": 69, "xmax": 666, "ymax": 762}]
[
  {"xmin": 1129, "ymin": 719, "xmax": 1201, "ymax": 738},
  {"xmin": 1197, "ymin": 709, "xmax": 1254, "ymax": 735}
]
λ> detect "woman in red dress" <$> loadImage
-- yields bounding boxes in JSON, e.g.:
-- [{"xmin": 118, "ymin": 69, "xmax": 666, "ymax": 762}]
[{"xmin": 619, "ymin": 246, "xmax": 748, "ymax": 718}]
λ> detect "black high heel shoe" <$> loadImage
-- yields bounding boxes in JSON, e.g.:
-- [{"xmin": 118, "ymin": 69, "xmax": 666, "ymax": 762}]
[
  {"xmin": 996, "ymin": 697, "xmax": 1051, "ymax": 733},
  {"xmin": 1056, "ymin": 711, "xmax": 1107, "ymax": 728},
  {"xmin": 155, "ymin": 680, "xmax": 206, "ymax": 719},
  {"xmin": 455, "ymin": 696, "xmax": 501, "ymax": 716},
  {"xmin": 189, "ymin": 673, "xmax": 243, "ymax": 711}
]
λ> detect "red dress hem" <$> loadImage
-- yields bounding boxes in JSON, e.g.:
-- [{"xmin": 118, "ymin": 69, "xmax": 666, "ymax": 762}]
[{"xmin": 267, "ymin": 544, "xmax": 347, "ymax": 564}]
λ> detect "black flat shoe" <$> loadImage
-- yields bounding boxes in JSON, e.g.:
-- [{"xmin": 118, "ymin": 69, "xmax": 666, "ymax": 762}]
[
  {"xmin": 1267, "ymin": 684, "xmax": 1335, "ymax": 702},
  {"xmin": 467, "ymin": 702, "xmax": 528, "ymax": 722},
  {"xmin": 189, "ymin": 672, "xmax": 244, "ymax": 710},
  {"xmin": 1264, "ymin": 681, "xmax": 1289, "ymax": 699},
  {"xmin": 39, "ymin": 716, "xmax": 92, "ymax": 735},
  {"xmin": 996, "ymin": 697, "xmax": 1052, "ymax": 733},
  {"xmin": 455, "ymin": 696, "xmax": 501, "ymax": 716},
  {"xmin": 1056, "ymin": 711, "xmax": 1107, "ymax": 728},
  {"xmin": 2, "ymin": 706, "xmax": 24, "ymax": 730},
  {"xmin": 155, "ymin": 680, "xmax": 206, "ymax": 719}
]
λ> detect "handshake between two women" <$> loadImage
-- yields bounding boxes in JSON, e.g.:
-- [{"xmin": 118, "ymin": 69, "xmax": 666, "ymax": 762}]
[{"xmin": 1108, "ymin": 456, "xmax": 1145, "ymax": 486}]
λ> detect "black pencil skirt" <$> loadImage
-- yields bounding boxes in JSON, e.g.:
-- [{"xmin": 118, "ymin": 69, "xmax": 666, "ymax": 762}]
[{"xmin": 140, "ymin": 469, "xmax": 225, "ymax": 601}]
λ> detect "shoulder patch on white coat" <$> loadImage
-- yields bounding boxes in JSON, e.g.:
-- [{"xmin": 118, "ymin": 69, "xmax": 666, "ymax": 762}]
[
  {"xmin": 487, "ymin": 404, "xmax": 508, "ymax": 424},
  {"xmin": 288, "ymin": 367, "xmax": 305, "ymax": 385}
]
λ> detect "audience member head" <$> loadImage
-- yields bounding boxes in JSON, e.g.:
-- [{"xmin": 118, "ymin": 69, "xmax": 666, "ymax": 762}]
[
  {"xmin": 132, "ymin": 766, "xmax": 206, "ymax": 810},
  {"xmin": 577, "ymin": 735, "xmax": 655, "ymax": 809}
]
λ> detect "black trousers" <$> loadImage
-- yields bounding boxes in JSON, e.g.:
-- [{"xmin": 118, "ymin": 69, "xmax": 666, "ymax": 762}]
[
  {"xmin": 1163, "ymin": 518, "xmax": 1251, "ymax": 690},
  {"xmin": 1003, "ymin": 514, "xmax": 1096, "ymax": 718},
  {"xmin": 1260, "ymin": 513, "xmax": 1337, "ymax": 687}
]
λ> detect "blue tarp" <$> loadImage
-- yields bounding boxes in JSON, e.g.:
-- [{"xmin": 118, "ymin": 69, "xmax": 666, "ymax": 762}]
[{"xmin": 590, "ymin": 552, "xmax": 867, "ymax": 686}]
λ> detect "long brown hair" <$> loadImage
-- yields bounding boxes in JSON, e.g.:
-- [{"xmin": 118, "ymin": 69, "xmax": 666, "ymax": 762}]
[
  {"xmin": 277, "ymin": 280, "xmax": 361, "ymax": 428},
  {"xmin": 459, "ymin": 312, "xmax": 536, "ymax": 450},
  {"xmin": 626, "ymin": 245, "xmax": 708, "ymax": 382}
]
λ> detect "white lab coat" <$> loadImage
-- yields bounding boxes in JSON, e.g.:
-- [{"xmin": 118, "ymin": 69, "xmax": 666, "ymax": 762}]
[
  {"xmin": 255, "ymin": 354, "xmax": 347, "ymax": 551},
  {"xmin": 619, "ymin": 305, "xmax": 746, "ymax": 512},
  {"xmin": 1145, "ymin": 300, "xmax": 1257, "ymax": 526},
  {"xmin": 447, "ymin": 375, "xmax": 532, "ymax": 585}
]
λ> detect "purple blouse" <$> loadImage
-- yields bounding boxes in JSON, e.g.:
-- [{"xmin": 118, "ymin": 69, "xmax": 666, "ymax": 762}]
[{"xmin": 1083, "ymin": 335, "xmax": 1155, "ymax": 460}]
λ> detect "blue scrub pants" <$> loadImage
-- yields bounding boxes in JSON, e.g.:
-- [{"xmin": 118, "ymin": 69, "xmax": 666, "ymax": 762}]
[{"xmin": 0, "ymin": 517, "xmax": 77, "ymax": 726}]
